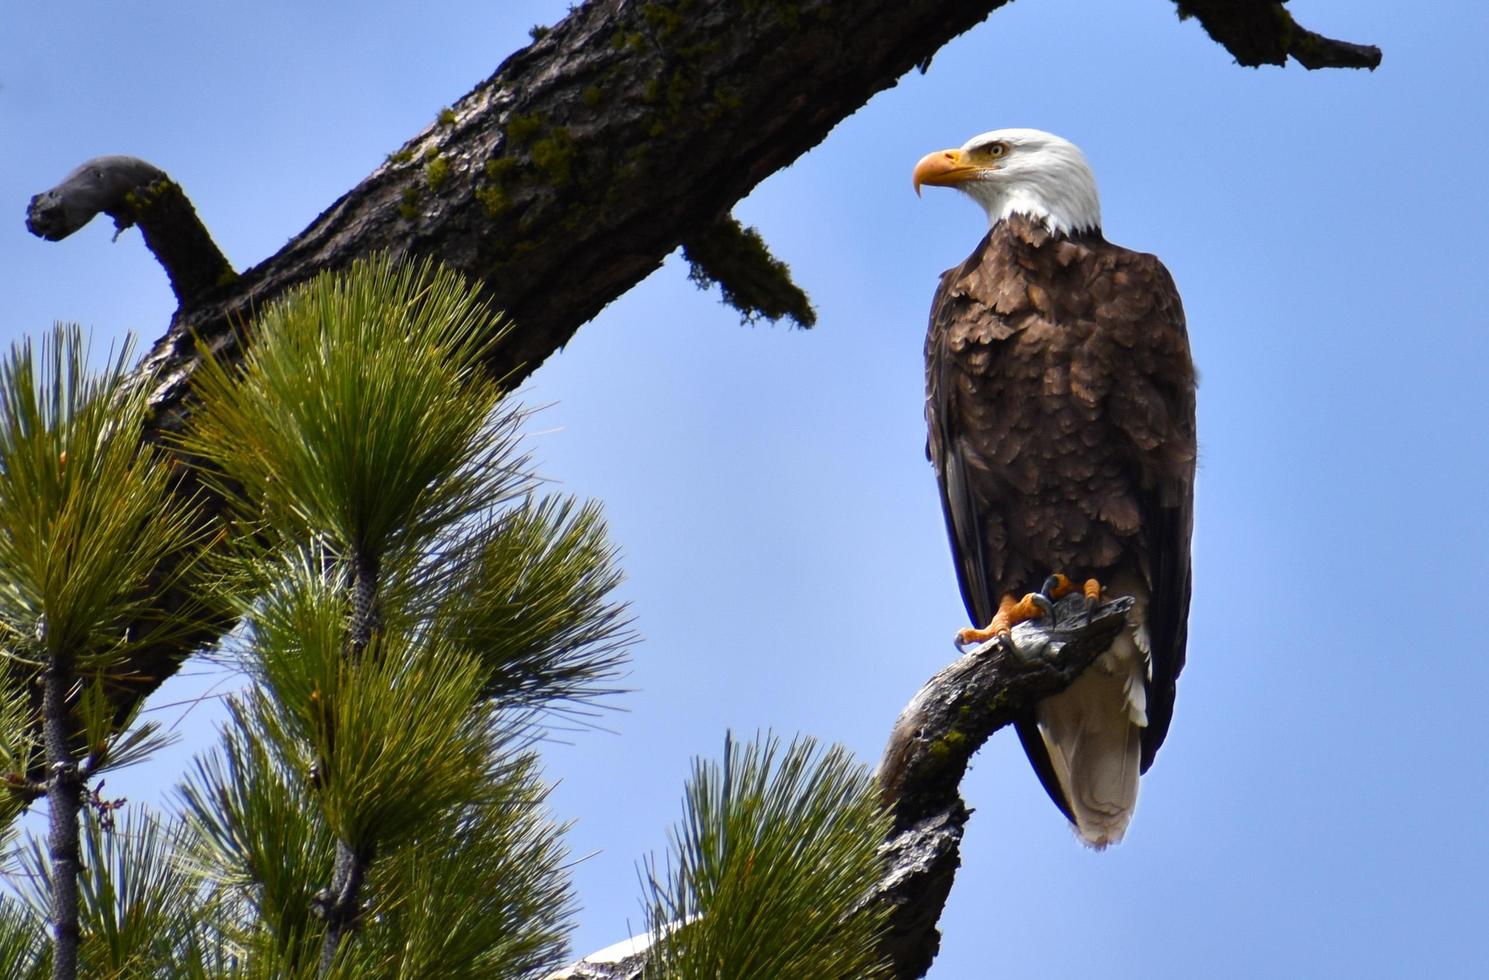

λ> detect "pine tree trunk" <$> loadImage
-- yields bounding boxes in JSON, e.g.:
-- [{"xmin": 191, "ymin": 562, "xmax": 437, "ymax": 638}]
[
  {"xmin": 319, "ymin": 840, "xmax": 371, "ymax": 974},
  {"xmin": 319, "ymin": 550, "xmax": 380, "ymax": 970},
  {"xmin": 42, "ymin": 659, "xmax": 82, "ymax": 980}
]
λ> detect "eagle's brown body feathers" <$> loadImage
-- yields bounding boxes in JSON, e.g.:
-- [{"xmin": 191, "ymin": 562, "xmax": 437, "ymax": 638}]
[{"xmin": 925, "ymin": 213, "xmax": 1196, "ymax": 841}]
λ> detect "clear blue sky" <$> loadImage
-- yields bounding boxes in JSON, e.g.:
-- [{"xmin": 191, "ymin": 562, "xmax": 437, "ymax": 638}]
[{"xmin": 4, "ymin": 2, "xmax": 1487, "ymax": 976}]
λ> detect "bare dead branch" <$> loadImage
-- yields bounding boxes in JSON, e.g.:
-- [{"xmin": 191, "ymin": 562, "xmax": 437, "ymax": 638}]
[
  {"xmin": 1174, "ymin": 0, "xmax": 1382, "ymax": 70},
  {"xmin": 870, "ymin": 595, "xmax": 1133, "ymax": 976},
  {"xmin": 26, "ymin": 157, "xmax": 234, "ymax": 307}
]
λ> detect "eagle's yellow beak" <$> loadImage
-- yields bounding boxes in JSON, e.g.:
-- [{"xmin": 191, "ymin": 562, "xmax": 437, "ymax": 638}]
[{"xmin": 913, "ymin": 149, "xmax": 979, "ymax": 196}]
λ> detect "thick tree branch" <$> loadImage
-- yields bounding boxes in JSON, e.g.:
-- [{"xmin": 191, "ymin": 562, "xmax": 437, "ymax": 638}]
[
  {"xmin": 26, "ymin": 2, "xmax": 1381, "ymax": 433},
  {"xmin": 128, "ymin": 0, "xmax": 1029, "ymax": 434},
  {"xmin": 29, "ymin": 1, "xmax": 1372, "ymax": 437},
  {"xmin": 870, "ymin": 595, "xmax": 1132, "ymax": 977}
]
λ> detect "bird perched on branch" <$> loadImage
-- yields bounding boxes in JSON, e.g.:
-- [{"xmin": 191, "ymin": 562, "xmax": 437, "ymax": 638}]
[{"xmin": 914, "ymin": 129, "xmax": 1196, "ymax": 847}]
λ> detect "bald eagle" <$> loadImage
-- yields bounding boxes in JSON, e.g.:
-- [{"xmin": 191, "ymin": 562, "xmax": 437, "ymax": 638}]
[{"xmin": 914, "ymin": 129, "xmax": 1196, "ymax": 847}]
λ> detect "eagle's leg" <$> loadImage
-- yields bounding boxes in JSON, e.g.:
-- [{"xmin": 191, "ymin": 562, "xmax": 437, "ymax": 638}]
[{"xmin": 957, "ymin": 591, "xmax": 1054, "ymax": 646}]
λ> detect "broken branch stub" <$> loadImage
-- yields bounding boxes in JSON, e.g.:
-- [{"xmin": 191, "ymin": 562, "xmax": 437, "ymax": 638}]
[{"xmin": 27, "ymin": 156, "xmax": 234, "ymax": 307}]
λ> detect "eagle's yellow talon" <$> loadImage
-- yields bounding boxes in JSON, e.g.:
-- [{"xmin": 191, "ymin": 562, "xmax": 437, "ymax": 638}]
[
  {"xmin": 957, "ymin": 624, "xmax": 1003, "ymax": 645},
  {"xmin": 960, "ymin": 588, "xmax": 1058, "ymax": 648}
]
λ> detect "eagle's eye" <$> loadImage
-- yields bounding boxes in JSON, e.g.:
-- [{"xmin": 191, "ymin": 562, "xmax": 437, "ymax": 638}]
[{"xmin": 983, "ymin": 142, "xmax": 1008, "ymax": 159}]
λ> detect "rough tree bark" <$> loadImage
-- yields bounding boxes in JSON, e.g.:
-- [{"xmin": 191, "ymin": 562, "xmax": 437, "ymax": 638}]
[
  {"xmin": 42, "ymin": 655, "xmax": 84, "ymax": 980},
  {"xmin": 871, "ymin": 596, "xmax": 1133, "ymax": 977},
  {"xmin": 22, "ymin": 0, "xmax": 1379, "ymax": 976}
]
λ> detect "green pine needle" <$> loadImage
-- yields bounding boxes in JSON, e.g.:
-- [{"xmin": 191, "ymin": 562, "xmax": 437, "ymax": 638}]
[
  {"xmin": 303, "ymin": 634, "xmax": 495, "ymax": 853},
  {"xmin": 15, "ymin": 808, "xmax": 204, "ymax": 977},
  {"xmin": 171, "ymin": 255, "xmax": 633, "ymax": 973},
  {"xmin": 359, "ymin": 753, "xmax": 576, "ymax": 979},
  {"xmin": 231, "ymin": 555, "xmax": 497, "ymax": 852},
  {"xmin": 177, "ymin": 695, "xmax": 334, "ymax": 967},
  {"xmin": 0, "ymin": 682, "xmax": 38, "ymax": 809},
  {"xmin": 643, "ymin": 733, "xmax": 894, "ymax": 980},
  {"xmin": 75, "ymin": 678, "xmax": 178, "ymax": 777},
  {"xmin": 431, "ymin": 496, "xmax": 632, "ymax": 712},
  {"xmin": 0, "ymin": 897, "xmax": 45, "ymax": 980},
  {"xmin": 0, "ymin": 325, "xmax": 222, "ymax": 977},
  {"xmin": 185, "ymin": 254, "xmax": 631, "ymax": 719},
  {"xmin": 0, "ymin": 324, "xmax": 215, "ymax": 676},
  {"xmin": 178, "ymin": 693, "xmax": 576, "ymax": 979},
  {"xmin": 181, "ymin": 253, "xmax": 519, "ymax": 566}
]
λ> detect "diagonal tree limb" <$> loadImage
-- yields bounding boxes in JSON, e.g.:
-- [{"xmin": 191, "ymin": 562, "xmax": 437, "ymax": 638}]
[
  {"xmin": 871, "ymin": 595, "xmax": 1132, "ymax": 977},
  {"xmin": 127, "ymin": 0, "xmax": 1025, "ymax": 434},
  {"xmin": 27, "ymin": 1, "xmax": 1378, "ymax": 435}
]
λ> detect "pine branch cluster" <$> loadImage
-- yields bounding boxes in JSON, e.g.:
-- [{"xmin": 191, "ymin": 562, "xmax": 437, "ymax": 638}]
[
  {"xmin": 0, "ymin": 259, "xmax": 896, "ymax": 979},
  {"xmin": 170, "ymin": 255, "xmax": 627, "ymax": 976}
]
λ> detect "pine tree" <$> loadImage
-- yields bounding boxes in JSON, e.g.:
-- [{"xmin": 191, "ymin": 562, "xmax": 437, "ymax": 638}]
[
  {"xmin": 0, "ymin": 326, "xmax": 220, "ymax": 980},
  {"xmin": 167, "ymin": 254, "xmax": 629, "ymax": 976}
]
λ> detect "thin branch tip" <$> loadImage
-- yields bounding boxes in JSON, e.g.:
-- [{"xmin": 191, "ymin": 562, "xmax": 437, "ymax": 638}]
[{"xmin": 1175, "ymin": 0, "xmax": 1381, "ymax": 70}]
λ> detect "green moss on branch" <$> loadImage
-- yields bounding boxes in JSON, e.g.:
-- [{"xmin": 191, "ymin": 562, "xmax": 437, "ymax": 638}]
[{"xmin": 683, "ymin": 214, "xmax": 816, "ymax": 329}]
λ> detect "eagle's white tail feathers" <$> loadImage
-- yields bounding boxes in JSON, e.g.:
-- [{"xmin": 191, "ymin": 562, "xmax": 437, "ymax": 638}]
[
  {"xmin": 1123, "ymin": 666, "xmax": 1148, "ymax": 727},
  {"xmin": 1036, "ymin": 628, "xmax": 1147, "ymax": 849}
]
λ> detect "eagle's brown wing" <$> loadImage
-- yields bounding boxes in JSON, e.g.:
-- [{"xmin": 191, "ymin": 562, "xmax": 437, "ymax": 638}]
[
  {"xmin": 925, "ymin": 232, "xmax": 1002, "ymax": 631},
  {"xmin": 1101, "ymin": 252, "xmax": 1195, "ymax": 773}
]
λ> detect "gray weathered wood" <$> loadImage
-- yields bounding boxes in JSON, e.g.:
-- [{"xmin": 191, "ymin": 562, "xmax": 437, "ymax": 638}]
[
  {"xmin": 870, "ymin": 595, "xmax": 1133, "ymax": 977},
  {"xmin": 27, "ymin": 156, "xmax": 234, "ymax": 306}
]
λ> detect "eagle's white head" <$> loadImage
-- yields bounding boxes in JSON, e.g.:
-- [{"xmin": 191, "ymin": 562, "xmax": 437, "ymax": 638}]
[{"xmin": 913, "ymin": 128, "xmax": 1101, "ymax": 237}]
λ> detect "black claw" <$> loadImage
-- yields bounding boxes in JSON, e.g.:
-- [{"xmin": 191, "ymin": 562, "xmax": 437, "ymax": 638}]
[
  {"xmin": 1029, "ymin": 592, "xmax": 1055, "ymax": 623},
  {"xmin": 955, "ymin": 633, "xmax": 986, "ymax": 655},
  {"xmin": 1040, "ymin": 574, "xmax": 1063, "ymax": 598}
]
